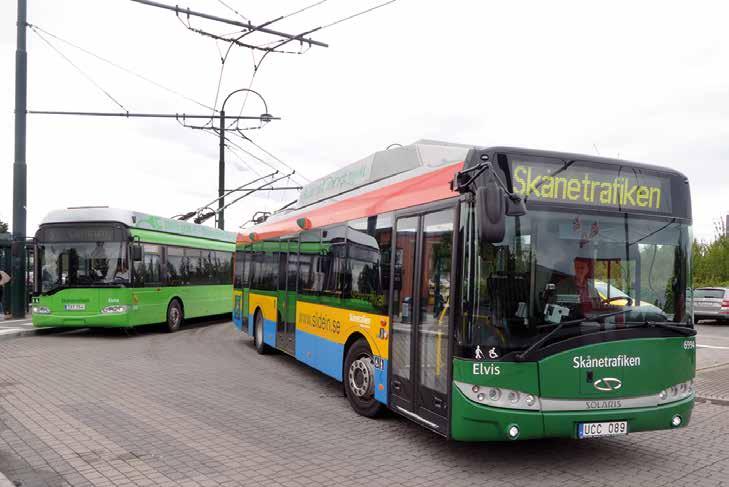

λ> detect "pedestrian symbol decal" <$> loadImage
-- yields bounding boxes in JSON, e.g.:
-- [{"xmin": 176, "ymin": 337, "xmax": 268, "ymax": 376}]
[{"xmin": 475, "ymin": 346, "xmax": 484, "ymax": 360}]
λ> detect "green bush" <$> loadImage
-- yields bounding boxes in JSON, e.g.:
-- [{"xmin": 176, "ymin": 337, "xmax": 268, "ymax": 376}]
[{"xmin": 693, "ymin": 219, "xmax": 729, "ymax": 288}]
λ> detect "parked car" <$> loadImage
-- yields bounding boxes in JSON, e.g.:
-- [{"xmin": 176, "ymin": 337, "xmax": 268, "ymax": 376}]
[{"xmin": 693, "ymin": 287, "xmax": 729, "ymax": 323}]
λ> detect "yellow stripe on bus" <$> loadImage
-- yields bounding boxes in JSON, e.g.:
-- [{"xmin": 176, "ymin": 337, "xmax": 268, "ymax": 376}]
[{"xmin": 296, "ymin": 301, "xmax": 390, "ymax": 360}]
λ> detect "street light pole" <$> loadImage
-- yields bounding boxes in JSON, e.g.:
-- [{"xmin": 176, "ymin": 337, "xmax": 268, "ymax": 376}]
[
  {"xmin": 218, "ymin": 109, "xmax": 225, "ymax": 230},
  {"xmin": 12, "ymin": 0, "xmax": 27, "ymax": 318},
  {"xmin": 216, "ymin": 88, "xmax": 271, "ymax": 230}
]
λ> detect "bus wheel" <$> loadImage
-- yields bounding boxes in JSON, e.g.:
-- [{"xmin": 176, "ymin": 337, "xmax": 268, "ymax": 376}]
[
  {"xmin": 165, "ymin": 300, "xmax": 183, "ymax": 333},
  {"xmin": 344, "ymin": 338, "xmax": 383, "ymax": 418},
  {"xmin": 254, "ymin": 312, "xmax": 269, "ymax": 354}
]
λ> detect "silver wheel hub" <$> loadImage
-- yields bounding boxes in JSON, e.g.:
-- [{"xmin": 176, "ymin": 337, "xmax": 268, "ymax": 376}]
[
  {"xmin": 349, "ymin": 356, "xmax": 375, "ymax": 398},
  {"xmin": 255, "ymin": 318, "xmax": 263, "ymax": 345},
  {"xmin": 170, "ymin": 307, "xmax": 180, "ymax": 326}
]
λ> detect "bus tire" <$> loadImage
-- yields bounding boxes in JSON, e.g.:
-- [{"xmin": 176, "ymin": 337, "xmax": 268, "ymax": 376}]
[
  {"xmin": 254, "ymin": 311, "xmax": 269, "ymax": 354},
  {"xmin": 165, "ymin": 299, "xmax": 183, "ymax": 333},
  {"xmin": 343, "ymin": 338, "xmax": 383, "ymax": 418}
]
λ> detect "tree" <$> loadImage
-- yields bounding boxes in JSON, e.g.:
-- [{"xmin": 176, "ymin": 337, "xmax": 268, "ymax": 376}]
[
  {"xmin": 0, "ymin": 219, "xmax": 8, "ymax": 234},
  {"xmin": 693, "ymin": 217, "xmax": 729, "ymax": 288}
]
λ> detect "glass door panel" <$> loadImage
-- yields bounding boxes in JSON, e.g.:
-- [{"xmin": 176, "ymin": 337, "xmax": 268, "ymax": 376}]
[{"xmin": 390, "ymin": 216, "xmax": 418, "ymax": 405}]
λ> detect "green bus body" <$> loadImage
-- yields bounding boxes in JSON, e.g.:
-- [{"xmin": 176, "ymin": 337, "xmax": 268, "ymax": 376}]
[
  {"xmin": 234, "ymin": 141, "xmax": 696, "ymax": 441},
  {"xmin": 32, "ymin": 208, "xmax": 236, "ymax": 329}
]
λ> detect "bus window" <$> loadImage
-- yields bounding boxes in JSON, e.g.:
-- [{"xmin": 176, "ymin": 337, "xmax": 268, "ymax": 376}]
[
  {"xmin": 234, "ymin": 251, "xmax": 244, "ymax": 289},
  {"xmin": 167, "ymin": 246, "xmax": 185, "ymax": 286},
  {"xmin": 185, "ymin": 248, "xmax": 203, "ymax": 285},
  {"xmin": 299, "ymin": 230, "xmax": 322, "ymax": 296},
  {"xmin": 143, "ymin": 244, "xmax": 161, "ymax": 286}
]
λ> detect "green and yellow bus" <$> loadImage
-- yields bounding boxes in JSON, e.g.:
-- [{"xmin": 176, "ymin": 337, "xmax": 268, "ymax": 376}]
[
  {"xmin": 32, "ymin": 207, "xmax": 236, "ymax": 331},
  {"xmin": 233, "ymin": 140, "xmax": 696, "ymax": 441}
]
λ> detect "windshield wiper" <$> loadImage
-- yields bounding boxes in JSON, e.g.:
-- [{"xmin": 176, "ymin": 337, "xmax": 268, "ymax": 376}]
[
  {"xmin": 628, "ymin": 321, "xmax": 697, "ymax": 337},
  {"xmin": 516, "ymin": 310, "xmax": 630, "ymax": 361}
]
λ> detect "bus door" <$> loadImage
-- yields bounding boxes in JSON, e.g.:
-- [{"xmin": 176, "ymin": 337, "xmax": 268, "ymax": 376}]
[
  {"xmin": 276, "ymin": 239, "xmax": 297, "ymax": 355},
  {"xmin": 390, "ymin": 207, "xmax": 455, "ymax": 434}
]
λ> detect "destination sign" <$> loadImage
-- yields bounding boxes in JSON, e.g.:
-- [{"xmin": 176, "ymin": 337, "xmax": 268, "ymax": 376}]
[
  {"xmin": 43, "ymin": 226, "xmax": 117, "ymax": 242},
  {"xmin": 510, "ymin": 158, "xmax": 672, "ymax": 213}
]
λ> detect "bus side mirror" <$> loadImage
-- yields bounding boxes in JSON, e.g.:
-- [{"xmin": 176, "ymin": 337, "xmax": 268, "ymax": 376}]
[
  {"xmin": 477, "ymin": 182, "xmax": 506, "ymax": 243},
  {"xmin": 131, "ymin": 244, "xmax": 143, "ymax": 261},
  {"xmin": 505, "ymin": 194, "xmax": 527, "ymax": 217}
]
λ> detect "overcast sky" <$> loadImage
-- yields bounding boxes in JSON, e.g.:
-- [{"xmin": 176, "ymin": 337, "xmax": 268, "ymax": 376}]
[{"xmin": 1, "ymin": 0, "xmax": 727, "ymax": 241}]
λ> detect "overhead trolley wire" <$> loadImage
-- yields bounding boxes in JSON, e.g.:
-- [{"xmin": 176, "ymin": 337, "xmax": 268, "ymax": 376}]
[
  {"xmin": 225, "ymin": 129, "xmax": 306, "ymax": 184},
  {"xmin": 28, "ymin": 23, "xmax": 216, "ymax": 112},
  {"xmin": 216, "ymin": 0, "xmax": 249, "ymax": 21},
  {"xmin": 237, "ymin": 132, "xmax": 311, "ymax": 183},
  {"xmin": 317, "ymin": 0, "xmax": 399, "ymax": 31},
  {"xmin": 282, "ymin": 0, "xmax": 330, "ymax": 20},
  {"xmin": 30, "ymin": 26, "xmax": 129, "ymax": 113}
]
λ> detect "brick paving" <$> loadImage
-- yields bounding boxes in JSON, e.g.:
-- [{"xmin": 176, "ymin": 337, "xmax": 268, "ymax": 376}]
[
  {"xmin": 696, "ymin": 364, "xmax": 729, "ymax": 405},
  {"xmin": 0, "ymin": 320, "xmax": 727, "ymax": 487}
]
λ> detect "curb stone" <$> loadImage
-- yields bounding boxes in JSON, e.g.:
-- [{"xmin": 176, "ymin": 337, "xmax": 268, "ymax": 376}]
[{"xmin": 0, "ymin": 327, "xmax": 62, "ymax": 342}]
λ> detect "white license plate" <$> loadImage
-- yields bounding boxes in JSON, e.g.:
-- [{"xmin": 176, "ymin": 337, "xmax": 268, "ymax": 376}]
[
  {"xmin": 578, "ymin": 421, "xmax": 627, "ymax": 438},
  {"xmin": 64, "ymin": 304, "xmax": 86, "ymax": 311}
]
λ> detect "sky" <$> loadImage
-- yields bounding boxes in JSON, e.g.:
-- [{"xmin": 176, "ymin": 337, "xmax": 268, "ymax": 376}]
[{"xmin": 0, "ymin": 0, "xmax": 727, "ymax": 241}]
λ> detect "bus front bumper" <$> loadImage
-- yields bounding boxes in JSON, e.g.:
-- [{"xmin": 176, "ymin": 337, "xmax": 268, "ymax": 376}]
[
  {"xmin": 450, "ymin": 388, "xmax": 694, "ymax": 441},
  {"xmin": 32, "ymin": 312, "xmax": 132, "ymax": 328}
]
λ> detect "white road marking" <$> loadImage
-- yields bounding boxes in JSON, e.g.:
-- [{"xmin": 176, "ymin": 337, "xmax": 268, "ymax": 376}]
[
  {"xmin": 0, "ymin": 328, "xmax": 24, "ymax": 335},
  {"xmin": 697, "ymin": 344, "xmax": 729, "ymax": 350},
  {"xmin": 0, "ymin": 318, "xmax": 33, "ymax": 325}
]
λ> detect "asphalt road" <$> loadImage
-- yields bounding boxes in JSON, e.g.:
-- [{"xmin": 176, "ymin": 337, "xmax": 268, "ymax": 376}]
[
  {"xmin": 695, "ymin": 321, "xmax": 729, "ymax": 370},
  {"xmin": 0, "ymin": 319, "xmax": 727, "ymax": 487}
]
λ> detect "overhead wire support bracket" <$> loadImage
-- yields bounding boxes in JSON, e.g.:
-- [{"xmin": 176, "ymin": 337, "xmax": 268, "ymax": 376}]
[
  {"xmin": 26, "ymin": 110, "xmax": 280, "ymax": 121},
  {"xmin": 128, "ymin": 0, "xmax": 329, "ymax": 48},
  {"xmin": 193, "ymin": 172, "xmax": 297, "ymax": 225}
]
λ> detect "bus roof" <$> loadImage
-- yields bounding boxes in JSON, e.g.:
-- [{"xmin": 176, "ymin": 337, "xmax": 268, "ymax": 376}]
[
  {"xmin": 238, "ymin": 140, "xmax": 469, "ymax": 244},
  {"xmin": 237, "ymin": 142, "xmax": 689, "ymax": 244},
  {"xmin": 40, "ymin": 207, "xmax": 237, "ymax": 243}
]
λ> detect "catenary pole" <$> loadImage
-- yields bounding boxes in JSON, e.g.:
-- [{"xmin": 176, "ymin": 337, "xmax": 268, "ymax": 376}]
[
  {"xmin": 218, "ymin": 110, "xmax": 225, "ymax": 230},
  {"xmin": 12, "ymin": 0, "xmax": 27, "ymax": 318}
]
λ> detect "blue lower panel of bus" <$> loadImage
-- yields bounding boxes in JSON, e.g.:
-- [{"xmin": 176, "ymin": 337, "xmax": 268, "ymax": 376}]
[
  {"xmin": 233, "ymin": 295, "xmax": 244, "ymax": 330},
  {"xmin": 247, "ymin": 313, "xmax": 276, "ymax": 347},
  {"xmin": 295, "ymin": 329, "xmax": 343, "ymax": 381},
  {"xmin": 374, "ymin": 360, "xmax": 388, "ymax": 404},
  {"xmin": 294, "ymin": 328, "xmax": 389, "ymax": 405}
]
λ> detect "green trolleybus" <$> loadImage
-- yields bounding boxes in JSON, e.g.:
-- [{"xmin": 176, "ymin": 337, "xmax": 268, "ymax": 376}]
[
  {"xmin": 233, "ymin": 140, "xmax": 696, "ymax": 441},
  {"xmin": 32, "ymin": 207, "xmax": 236, "ymax": 332}
]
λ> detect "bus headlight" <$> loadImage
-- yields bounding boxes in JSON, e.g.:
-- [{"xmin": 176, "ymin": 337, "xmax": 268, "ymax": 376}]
[
  {"xmin": 101, "ymin": 305, "xmax": 128, "ymax": 314},
  {"xmin": 32, "ymin": 306, "xmax": 50, "ymax": 314},
  {"xmin": 657, "ymin": 380, "xmax": 694, "ymax": 405},
  {"xmin": 455, "ymin": 381, "xmax": 540, "ymax": 411}
]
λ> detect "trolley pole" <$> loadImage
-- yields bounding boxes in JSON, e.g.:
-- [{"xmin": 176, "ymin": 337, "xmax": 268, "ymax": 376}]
[
  {"xmin": 12, "ymin": 0, "xmax": 28, "ymax": 318},
  {"xmin": 218, "ymin": 109, "xmax": 225, "ymax": 230}
]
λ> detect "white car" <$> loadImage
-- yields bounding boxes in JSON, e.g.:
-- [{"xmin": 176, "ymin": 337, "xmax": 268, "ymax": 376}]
[{"xmin": 693, "ymin": 287, "xmax": 729, "ymax": 323}]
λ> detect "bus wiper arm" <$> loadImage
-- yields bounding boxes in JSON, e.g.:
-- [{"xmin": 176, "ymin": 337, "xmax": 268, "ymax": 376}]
[
  {"xmin": 633, "ymin": 321, "xmax": 697, "ymax": 337},
  {"xmin": 516, "ymin": 310, "xmax": 630, "ymax": 361}
]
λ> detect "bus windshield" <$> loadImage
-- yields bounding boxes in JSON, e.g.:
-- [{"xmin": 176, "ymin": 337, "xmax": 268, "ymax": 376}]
[
  {"xmin": 39, "ymin": 241, "xmax": 129, "ymax": 293},
  {"xmin": 458, "ymin": 208, "xmax": 690, "ymax": 359}
]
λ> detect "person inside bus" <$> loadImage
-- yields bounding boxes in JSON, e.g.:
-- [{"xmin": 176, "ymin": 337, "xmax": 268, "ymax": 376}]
[{"xmin": 112, "ymin": 259, "xmax": 129, "ymax": 283}]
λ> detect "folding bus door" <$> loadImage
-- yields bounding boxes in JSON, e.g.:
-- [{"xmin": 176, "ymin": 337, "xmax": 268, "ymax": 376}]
[
  {"xmin": 275, "ymin": 238, "xmax": 297, "ymax": 355},
  {"xmin": 389, "ymin": 207, "xmax": 455, "ymax": 434}
]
